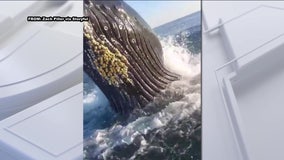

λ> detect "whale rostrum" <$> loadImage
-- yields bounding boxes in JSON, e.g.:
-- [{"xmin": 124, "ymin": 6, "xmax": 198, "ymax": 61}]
[{"xmin": 84, "ymin": 0, "xmax": 180, "ymax": 114}]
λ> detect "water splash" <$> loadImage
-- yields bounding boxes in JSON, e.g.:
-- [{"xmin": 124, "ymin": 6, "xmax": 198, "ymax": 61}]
[{"xmin": 161, "ymin": 36, "xmax": 200, "ymax": 78}]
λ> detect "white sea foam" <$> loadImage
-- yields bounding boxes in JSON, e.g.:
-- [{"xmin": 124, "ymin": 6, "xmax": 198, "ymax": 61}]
[
  {"xmin": 162, "ymin": 36, "xmax": 200, "ymax": 79},
  {"xmin": 83, "ymin": 90, "xmax": 96, "ymax": 105}
]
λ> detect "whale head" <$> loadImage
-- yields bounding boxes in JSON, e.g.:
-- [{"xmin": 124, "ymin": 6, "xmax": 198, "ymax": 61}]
[{"xmin": 84, "ymin": 0, "xmax": 180, "ymax": 114}]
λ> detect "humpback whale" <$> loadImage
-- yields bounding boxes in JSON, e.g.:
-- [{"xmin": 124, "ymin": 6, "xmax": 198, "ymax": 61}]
[{"xmin": 84, "ymin": 0, "xmax": 180, "ymax": 114}]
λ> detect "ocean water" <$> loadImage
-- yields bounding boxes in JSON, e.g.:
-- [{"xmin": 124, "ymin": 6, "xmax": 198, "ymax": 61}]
[{"xmin": 83, "ymin": 31, "xmax": 201, "ymax": 159}]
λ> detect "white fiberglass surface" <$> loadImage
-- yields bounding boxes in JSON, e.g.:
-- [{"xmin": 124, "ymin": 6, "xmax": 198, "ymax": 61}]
[
  {"xmin": 0, "ymin": 28, "xmax": 81, "ymax": 87},
  {"xmin": 230, "ymin": 43, "xmax": 284, "ymax": 160},
  {"xmin": 222, "ymin": 6, "xmax": 284, "ymax": 59},
  {"xmin": 203, "ymin": 1, "xmax": 284, "ymax": 29},
  {"xmin": 204, "ymin": 2, "xmax": 284, "ymax": 160},
  {"xmin": 0, "ymin": 84, "xmax": 83, "ymax": 160},
  {"xmin": 0, "ymin": 1, "xmax": 38, "ymax": 18},
  {"xmin": 8, "ymin": 93, "xmax": 82, "ymax": 156}
]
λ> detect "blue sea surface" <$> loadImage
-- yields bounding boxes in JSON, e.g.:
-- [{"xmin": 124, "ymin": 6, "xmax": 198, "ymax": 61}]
[{"xmin": 83, "ymin": 72, "xmax": 117, "ymax": 138}]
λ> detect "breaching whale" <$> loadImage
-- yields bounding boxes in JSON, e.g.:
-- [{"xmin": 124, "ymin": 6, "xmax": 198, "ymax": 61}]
[{"xmin": 84, "ymin": 0, "xmax": 180, "ymax": 114}]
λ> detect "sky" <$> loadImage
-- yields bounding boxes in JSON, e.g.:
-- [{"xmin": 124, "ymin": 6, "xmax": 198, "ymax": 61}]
[{"xmin": 125, "ymin": 1, "xmax": 200, "ymax": 28}]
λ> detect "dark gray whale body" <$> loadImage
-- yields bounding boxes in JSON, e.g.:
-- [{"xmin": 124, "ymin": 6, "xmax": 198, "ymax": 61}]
[{"xmin": 84, "ymin": 0, "xmax": 179, "ymax": 114}]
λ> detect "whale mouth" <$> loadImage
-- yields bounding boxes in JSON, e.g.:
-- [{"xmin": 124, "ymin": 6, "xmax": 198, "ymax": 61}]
[{"xmin": 83, "ymin": 0, "xmax": 180, "ymax": 114}]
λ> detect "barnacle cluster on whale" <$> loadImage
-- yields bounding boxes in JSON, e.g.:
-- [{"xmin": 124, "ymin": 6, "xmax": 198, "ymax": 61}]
[{"xmin": 84, "ymin": 21, "xmax": 133, "ymax": 87}]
